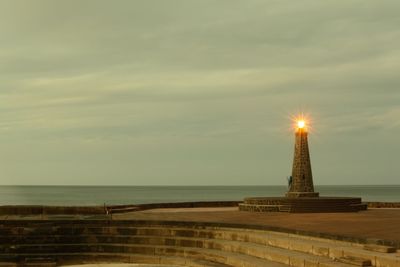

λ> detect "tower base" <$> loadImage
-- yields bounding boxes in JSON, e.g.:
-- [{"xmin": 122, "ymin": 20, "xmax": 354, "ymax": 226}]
[
  {"xmin": 286, "ymin": 192, "xmax": 319, "ymax": 198},
  {"xmin": 239, "ymin": 196, "xmax": 367, "ymax": 213}
]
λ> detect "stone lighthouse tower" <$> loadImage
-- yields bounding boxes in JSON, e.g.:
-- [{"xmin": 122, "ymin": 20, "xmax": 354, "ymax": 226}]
[
  {"xmin": 239, "ymin": 116, "xmax": 366, "ymax": 212},
  {"xmin": 286, "ymin": 120, "xmax": 319, "ymax": 198}
]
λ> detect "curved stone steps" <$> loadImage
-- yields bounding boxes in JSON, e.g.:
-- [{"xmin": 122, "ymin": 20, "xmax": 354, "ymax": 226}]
[
  {"xmin": 189, "ymin": 228, "xmax": 397, "ymax": 267},
  {"xmin": 0, "ymin": 253, "xmax": 230, "ymax": 267},
  {"xmin": 115, "ymin": 226, "xmax": 399, "ymax": 265},
  {"xmin": 0, "ymin": 225, "xmax": 396, "ymax": 262},
  {"xmin": 1, "ymin": 222, "xmax": 398, "ymax": 267},
  {"xmin": 184, "ymin": 228, "xmax": 398, "ymax": 266},
  {"xmin": 0, "ymin": 241, "xmax": 358, "ymax": 267},
  {"xmin": 0, "ymin": 232, "xmax": 393, "ymax": 267},
  {"xmin": 0, "ymin": 247, "xmax": 288, "ymax": 267},
  {"xmin": 3, "ymin": 225, "xmax": 387, "ymax": 266}
]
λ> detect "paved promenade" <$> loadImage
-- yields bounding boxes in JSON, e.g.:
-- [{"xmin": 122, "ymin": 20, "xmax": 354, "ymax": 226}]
[{"xmin": 115, "ymin": 207, "xmax": 400, "ymax": 242}]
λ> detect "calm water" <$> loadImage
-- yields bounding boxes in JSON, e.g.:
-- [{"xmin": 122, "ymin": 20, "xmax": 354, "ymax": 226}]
[{"xmin": 0, "ymin": 185, "xmax": 399, "ymax": 206}]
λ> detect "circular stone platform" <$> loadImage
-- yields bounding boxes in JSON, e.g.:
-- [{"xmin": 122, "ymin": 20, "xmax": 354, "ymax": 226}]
[{"xmin": 239, "ymin": 196, "xmax": 367, "ymax": 213}]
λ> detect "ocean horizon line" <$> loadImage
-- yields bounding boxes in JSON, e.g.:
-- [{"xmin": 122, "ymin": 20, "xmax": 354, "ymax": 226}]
[
  {"xmin": 1, "ymin": 184, "xmax": 399, "ymax": 205},
  {"xmin": 1, "ymin": 184, "xmax": 399, "ymax": 187}
]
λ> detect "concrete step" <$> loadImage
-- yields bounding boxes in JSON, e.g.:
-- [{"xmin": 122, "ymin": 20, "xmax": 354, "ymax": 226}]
[
  {"xmin": 363, "ymin": 244, "xmax": 397, "ymax": 253},
  {"xmin": 0, "ymin": 253, "xmax": 230, "ymax": 267},
  {"xmin": 189, "ymin": 259, "xmax": 231, "ymax": 267},
  {"xmin": 337, "ymin": 256, "xmax": 372, "ymax": 266},
  {"xmin": 0, "ymin": 249, "xmax": 288, "ymax": 267},
  {"xmin": 0, "ymin": 242, "xmax": 357, "ymax": 267}
]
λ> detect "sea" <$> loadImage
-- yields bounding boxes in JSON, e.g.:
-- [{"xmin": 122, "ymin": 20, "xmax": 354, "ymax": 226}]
[{"xmin": 0, "ymin": 185, "xmax": 399, "ymax": 206}]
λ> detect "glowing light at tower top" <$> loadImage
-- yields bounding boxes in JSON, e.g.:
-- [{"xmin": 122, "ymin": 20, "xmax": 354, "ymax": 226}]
[
  {"xmin": 297, "ymin": 120, "xmax": 305, "ymax": 129},
  {"xmin": 292, "ymin": 115, "xmax": 310, "ymax": 133}
]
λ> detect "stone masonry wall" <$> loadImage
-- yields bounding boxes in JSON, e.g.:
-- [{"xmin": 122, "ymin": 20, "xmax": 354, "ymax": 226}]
[{"xmin": 289, "ymin": 130, "xmax": 315, "ymax": 193}]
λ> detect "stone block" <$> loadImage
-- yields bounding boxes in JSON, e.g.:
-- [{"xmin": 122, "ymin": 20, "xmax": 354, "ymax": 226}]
[
  {"xmin": 304, "ymin": 258, "xmax": 320, "ymax": 267},
  {"xmin": 265, "ymin": 250, "xmax": 290, "ymax": 265},
  {"xmin": 363, "ymin": 244, "xmax": 397, "ymax": 253},
  {"xmin": 312, "ymin": 246, "xmax": 330, "ymax": 257},
  {"xmin": 129, "ymin": 254, "xmax": 160, "ymax": 264},
  {"xmin": 289, "ymin": 257, "xmax": 305, "ymax": 267},
  {"xmin": 374, "ymin": 257, "xmax": 400, "ymax": 267},
  {"xmin": 337, "ymin": 256, "xmax": 372, "ymax": 267},
  {"xmin": 328, "ymin": 247, "xmax": 343, "ymax": 259},
  {"xmin": 268, "ymin": 237, "xmax": 290, "ymax": 249},
  {"xmin": 159, "ymin": 256, "xmax": 186, "ymax": 265},
  {"xmin": 289, "ymin": 241, "xmax": 313, "ymax": 254}
]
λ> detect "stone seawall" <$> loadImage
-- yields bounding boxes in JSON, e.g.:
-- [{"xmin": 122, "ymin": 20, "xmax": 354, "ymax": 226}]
[
  {"xmin": 0, "ymin": 201, "xmax": 398, "ymax": 215},
  {"xmin": 0, "ymin": 201, "xmax": 240, "ymax": 215},
  {"xmin": 0, "ymin": 205, "xmax": 106, "ymax": 215}
]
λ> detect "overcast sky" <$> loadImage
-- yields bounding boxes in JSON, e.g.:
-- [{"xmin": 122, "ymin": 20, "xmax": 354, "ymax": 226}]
[{"xmin": 0, "ymin": 0, "xmax": 399, "ymax": 185}]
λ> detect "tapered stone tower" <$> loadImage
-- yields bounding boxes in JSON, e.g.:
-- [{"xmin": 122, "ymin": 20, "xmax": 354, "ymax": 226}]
[
  {"xmin": 286, "ymin": 122, "xmax": 319, "ymax": 197},
  {"xmin": 239, "ymin": 117, "xmax": 366, "ymax": 213}
]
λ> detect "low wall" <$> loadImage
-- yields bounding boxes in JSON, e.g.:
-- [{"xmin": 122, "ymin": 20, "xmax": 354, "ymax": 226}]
[
  {"xmin": 0, "ymin": 201, "xmax": 240, "ymax": 215},
  {"xmin": 134, "ymin": 201, "xmax": 240, "ymax": 210},
  {"xmin": 1, "ymin": 219, "xmax": 399, "ymax": 250},
  {"xmin": 1, "ymin": 201, "xmax": 398, "ymax": 215},
  {"xmin": 0, "ymin": 205, "xmax": 106, "ymax": 215}
]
